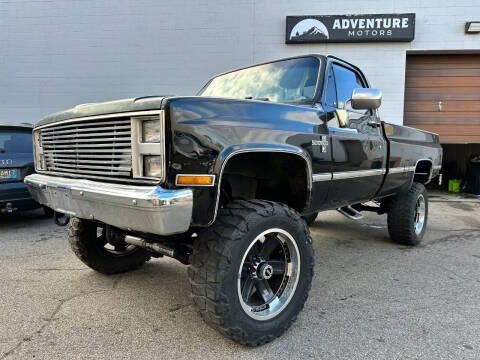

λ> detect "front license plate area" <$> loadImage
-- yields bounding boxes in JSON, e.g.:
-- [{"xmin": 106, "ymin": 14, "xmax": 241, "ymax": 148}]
[{"xmin": 0, "ymin": 168, "xmax": 20, "ymax": 180}]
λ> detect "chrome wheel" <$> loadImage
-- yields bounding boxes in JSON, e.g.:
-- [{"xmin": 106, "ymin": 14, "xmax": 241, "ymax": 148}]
[
  {"xmin": 414, "ymin": 194, "xmax": 426, "ymax": 235},
  {"xmin": 237, "ymin": 228, "xmax": 300, "ymax": 321}
]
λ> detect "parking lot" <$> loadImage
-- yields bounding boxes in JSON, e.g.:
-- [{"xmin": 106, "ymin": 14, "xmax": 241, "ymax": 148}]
[{"xmin": 1, "ymin": 198, "xmax": 479, "ymax": 359}]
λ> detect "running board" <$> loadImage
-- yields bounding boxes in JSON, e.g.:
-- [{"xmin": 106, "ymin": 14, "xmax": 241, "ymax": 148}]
[{"xmin": 337, "ymin": 206, "xmax": 364, "ymax": 220}]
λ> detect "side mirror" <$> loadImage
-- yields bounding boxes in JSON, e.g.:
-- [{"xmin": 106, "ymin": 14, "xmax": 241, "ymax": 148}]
[{"xmin": 351, "ymin": 88, "xmax": 382, "ymax": 110}]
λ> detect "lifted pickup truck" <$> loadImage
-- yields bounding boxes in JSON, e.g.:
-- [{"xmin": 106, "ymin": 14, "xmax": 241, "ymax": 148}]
[{"xmin": 25, "ymin": 55, "xmax": 442, "ymax": 345}]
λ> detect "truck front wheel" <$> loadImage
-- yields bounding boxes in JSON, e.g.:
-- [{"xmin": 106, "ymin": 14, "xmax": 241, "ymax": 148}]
[
  {"xmin": 387, "ymin": 182, "xmax": 428, "ymax": 246},
  {"xmin": 68, "ymin": 217, "xmax": 150, "ymax": 274},
  {"xmin": 188, "ymin": 200, "xmax": 314, "ymax": 346}
]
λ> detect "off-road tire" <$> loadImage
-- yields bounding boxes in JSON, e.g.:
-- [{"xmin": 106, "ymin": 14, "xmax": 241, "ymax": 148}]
[
  {"xmin": 387, "ymin": 182, "xmax": 428, "ymax": 246},
  {"xmin": 302, "ymin": 212, "xmax": 318, "ymax": 226},
  {"xmin": 68, "ymin": 217, "xmax": 150, "ymax": 274},
  {"xmin": 188, "ymin": 200, "xmax": 314, "ymax": 346}
]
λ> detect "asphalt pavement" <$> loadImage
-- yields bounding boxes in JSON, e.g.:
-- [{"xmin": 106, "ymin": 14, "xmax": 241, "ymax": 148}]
[{"xmin": 1, "ymin": 198, "xmax": 479, "ymax": 359}]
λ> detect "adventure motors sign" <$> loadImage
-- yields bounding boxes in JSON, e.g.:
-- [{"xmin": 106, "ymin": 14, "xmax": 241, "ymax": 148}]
[{"xmin": 286, "ymin": 13, "xmax": 415, "ymax": 43}]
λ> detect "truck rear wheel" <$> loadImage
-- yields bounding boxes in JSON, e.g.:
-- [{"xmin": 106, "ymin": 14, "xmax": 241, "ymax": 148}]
[
  {"xmin": 68, "ymin": 217, "xmax": 150, "ymax": 274},
  {"xmin": 387, "ymin": 182, "xmax": 428, "ymax": 246},
  {"xmin": 188, "ymin": 200, "xmax": 314, "ymax": 346}
]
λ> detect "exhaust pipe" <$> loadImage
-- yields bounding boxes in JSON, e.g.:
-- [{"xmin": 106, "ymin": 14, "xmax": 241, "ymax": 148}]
[{"xmin": 124, "ymin": 235, "xmax": 189, "ymax": 264}]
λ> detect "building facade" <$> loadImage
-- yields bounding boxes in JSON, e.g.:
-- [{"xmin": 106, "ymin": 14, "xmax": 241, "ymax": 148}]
[{"xmin": 1, "ymin": 0, "xmax": 479, "ymax": 139}]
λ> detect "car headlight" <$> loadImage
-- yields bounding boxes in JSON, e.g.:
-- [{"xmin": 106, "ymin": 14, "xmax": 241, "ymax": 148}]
[
  {"xmin": 144, "ymin": 156, "xmax": 163, "ymax": 177},
  {"xmin": 142, "ymin": 120, "xmax": 161, "ymax": 143}
]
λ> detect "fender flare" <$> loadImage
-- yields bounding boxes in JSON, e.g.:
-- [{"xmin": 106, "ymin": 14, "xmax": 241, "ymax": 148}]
[
  {"xmin": 208, "ymin": 144, "xmax": 313, "ymax": 225},
  {"xmin": 412, "ymin": 158, "xmax": 434, "ymax": 185}
]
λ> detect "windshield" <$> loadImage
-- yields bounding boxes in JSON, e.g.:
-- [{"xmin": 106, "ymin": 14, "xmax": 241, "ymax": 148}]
[
  {"xmin": 198, "ymin": 56, "xmax": 320, "ymax": 104},
  {"xmin": 0, "ymin": 130, "xmax": 33, "ymax": 154}
]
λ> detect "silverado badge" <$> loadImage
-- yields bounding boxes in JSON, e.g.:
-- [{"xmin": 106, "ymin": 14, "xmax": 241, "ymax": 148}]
[{"xmin": 312, "ymin": 136, "xmax": 329, "ymax": 153}]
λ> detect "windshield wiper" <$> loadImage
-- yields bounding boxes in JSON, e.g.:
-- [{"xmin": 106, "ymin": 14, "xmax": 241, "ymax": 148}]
[{"xmin": 245, "ymin": 96, "xmax": 270, "ymax": 101}]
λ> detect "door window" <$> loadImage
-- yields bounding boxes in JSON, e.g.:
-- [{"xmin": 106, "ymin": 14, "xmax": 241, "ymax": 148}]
[
  {"xmin": 332, "ymin": 64, "xmax": 365, "ymax": 109},
  {"xmin": 324, "ymin": 68, "xmax": 337, "ymax": 108}
]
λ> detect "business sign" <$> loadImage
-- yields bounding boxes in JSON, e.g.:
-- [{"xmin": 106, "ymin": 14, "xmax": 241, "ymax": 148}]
[{"xmin": 286, "ymin": 14, "xmax": 415, "ymax": 43}]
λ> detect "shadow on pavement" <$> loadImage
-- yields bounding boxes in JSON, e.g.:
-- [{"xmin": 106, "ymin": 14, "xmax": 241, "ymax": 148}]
[{"xmin": 0, "ymin": 208, "xmax": 50, "ymax": 228}]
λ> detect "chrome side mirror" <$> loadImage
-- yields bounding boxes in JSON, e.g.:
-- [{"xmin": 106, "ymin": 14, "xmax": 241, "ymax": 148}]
[{"xmin": 351, "ymin": 88, "xmax": 382, "ymax": 110}]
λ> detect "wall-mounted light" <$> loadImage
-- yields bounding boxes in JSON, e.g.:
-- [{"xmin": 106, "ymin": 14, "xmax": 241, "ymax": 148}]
[{"xmin": 465, "ymin": 21, "xmax": 480, "ymax": 34}]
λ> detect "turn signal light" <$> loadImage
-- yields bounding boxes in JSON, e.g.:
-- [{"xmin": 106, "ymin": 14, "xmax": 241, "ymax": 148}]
[{"xmin": 176, "ymin": 175, "xmax": 215, "ymax": 186}]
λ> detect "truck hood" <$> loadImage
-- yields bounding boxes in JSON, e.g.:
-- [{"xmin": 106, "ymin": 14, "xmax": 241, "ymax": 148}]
[{"xmin": 35, "ymin": 96, "xmax": 169, "ymax": 128}]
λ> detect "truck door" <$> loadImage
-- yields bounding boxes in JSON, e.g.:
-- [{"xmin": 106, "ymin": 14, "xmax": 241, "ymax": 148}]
[{"xmin": 323, "ymin": 62, "xmax": 387, "ymax": 207}]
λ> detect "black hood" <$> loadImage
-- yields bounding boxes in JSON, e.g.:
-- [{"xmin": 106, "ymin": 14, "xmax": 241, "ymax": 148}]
[{"xmin": 35, "ymin": 96, "xmax": 169, "ymax": 128}]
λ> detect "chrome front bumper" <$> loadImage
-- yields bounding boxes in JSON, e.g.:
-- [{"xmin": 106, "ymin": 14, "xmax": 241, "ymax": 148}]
[{"xmin": 24, "ymin": 174, "xmax": 193, "ymax": 235}]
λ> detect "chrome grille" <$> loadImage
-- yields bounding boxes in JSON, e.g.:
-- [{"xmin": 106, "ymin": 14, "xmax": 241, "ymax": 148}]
[{"xmin": 39, "ymin": 117, "xmax": 138, "ymax": 183}]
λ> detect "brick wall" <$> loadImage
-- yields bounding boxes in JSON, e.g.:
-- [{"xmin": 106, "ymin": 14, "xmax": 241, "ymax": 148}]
[{"xmin": 0, "ymin": 0, "xmax": 478, "ymax": 125}]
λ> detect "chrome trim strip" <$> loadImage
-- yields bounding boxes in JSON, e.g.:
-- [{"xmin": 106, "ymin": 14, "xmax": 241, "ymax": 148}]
[
  {"xmin": 388, "ymin": 167, "xmax": 405, "ymax": 174},
  {"xmin": 312, "ymin": 173, "xmax": 332, "ymax": 182},
  {"xmin": 24, "ymin": 173, "xmax": 192, "ymax": 236},
  {"xmin": 175, "ymin": 174, "xmax": 216, "ymax": 187},
  {"xmin": 433, "ymin": 165, "xmax": 442, "ymax": 170},
  {"xmin": 328, "ymin": 126, "xmax": 358, "ymax": 134},
  {"xmin": 35, "ymin": 110, "xmax": 163, "ymax": 130},
  {"xmin": 210, "ymin": 148, "xmax": 313, "ymax": 226},
  {"xmin": 332, "ymin": 168, "xmax": 385, "ymax": 180}
]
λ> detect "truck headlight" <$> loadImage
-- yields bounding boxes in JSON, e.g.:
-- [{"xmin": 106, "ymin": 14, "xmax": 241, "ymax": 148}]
[
  {"xmin": 143, "ymin": 120, "xmax": 161, "ymax": 143},
  {"xmin": 131, "ymin": 112, "xmax": 165, "ymax": 181},
  {"xmin": 144, "ymin": 156, "xmax": 163, "ymax": 177}
]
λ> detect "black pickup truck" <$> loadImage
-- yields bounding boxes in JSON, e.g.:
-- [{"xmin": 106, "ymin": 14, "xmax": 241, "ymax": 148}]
[{"xmin": 25, "ymin": 55, "xmax": 442, "ymax": 345}]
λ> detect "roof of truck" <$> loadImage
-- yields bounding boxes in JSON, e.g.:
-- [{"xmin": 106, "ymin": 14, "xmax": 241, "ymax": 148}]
[{"xmin": 198, "ymin": 54, "xmax": 367, "ymax": 94}]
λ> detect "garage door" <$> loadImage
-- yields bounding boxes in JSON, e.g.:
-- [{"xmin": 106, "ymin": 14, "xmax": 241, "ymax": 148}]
[{"xmin": 404, "ymin": 54, "xmax": 480, "ymax": 144}]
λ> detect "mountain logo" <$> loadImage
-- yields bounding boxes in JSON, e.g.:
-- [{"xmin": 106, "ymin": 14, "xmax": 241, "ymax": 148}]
[{"xmin": 290, "ymin": 18, "xmax": 329, "ymax": 41}]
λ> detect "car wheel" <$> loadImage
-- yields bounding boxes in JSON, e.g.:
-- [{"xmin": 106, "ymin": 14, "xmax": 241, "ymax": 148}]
[
  {"xmin": 387, "ymin": 182, "xmax": 428, "ymax": 246},
  {"xmin": 68, "ymin": 217, "xmax": 150, "ymax": 274},
  {"xmin": 43, "ymin": 205, "xmax": 54, "ymax": 218},
  {"xmin": 188, "ymin": 200, "xmax": 314, "ymax": 346},
  {"xmin": 302, "ymin": 212, "xmax": 318, "ymax": 226}
]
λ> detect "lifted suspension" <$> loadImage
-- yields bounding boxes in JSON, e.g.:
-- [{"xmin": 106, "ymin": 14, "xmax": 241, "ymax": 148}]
[
  {"xmin": 124, "ymin": 235, "xmax": 190, "ymax": 264},
  {"xmin": 104, "ymin": 225, "xmax": 191, "ymax": 265}
]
